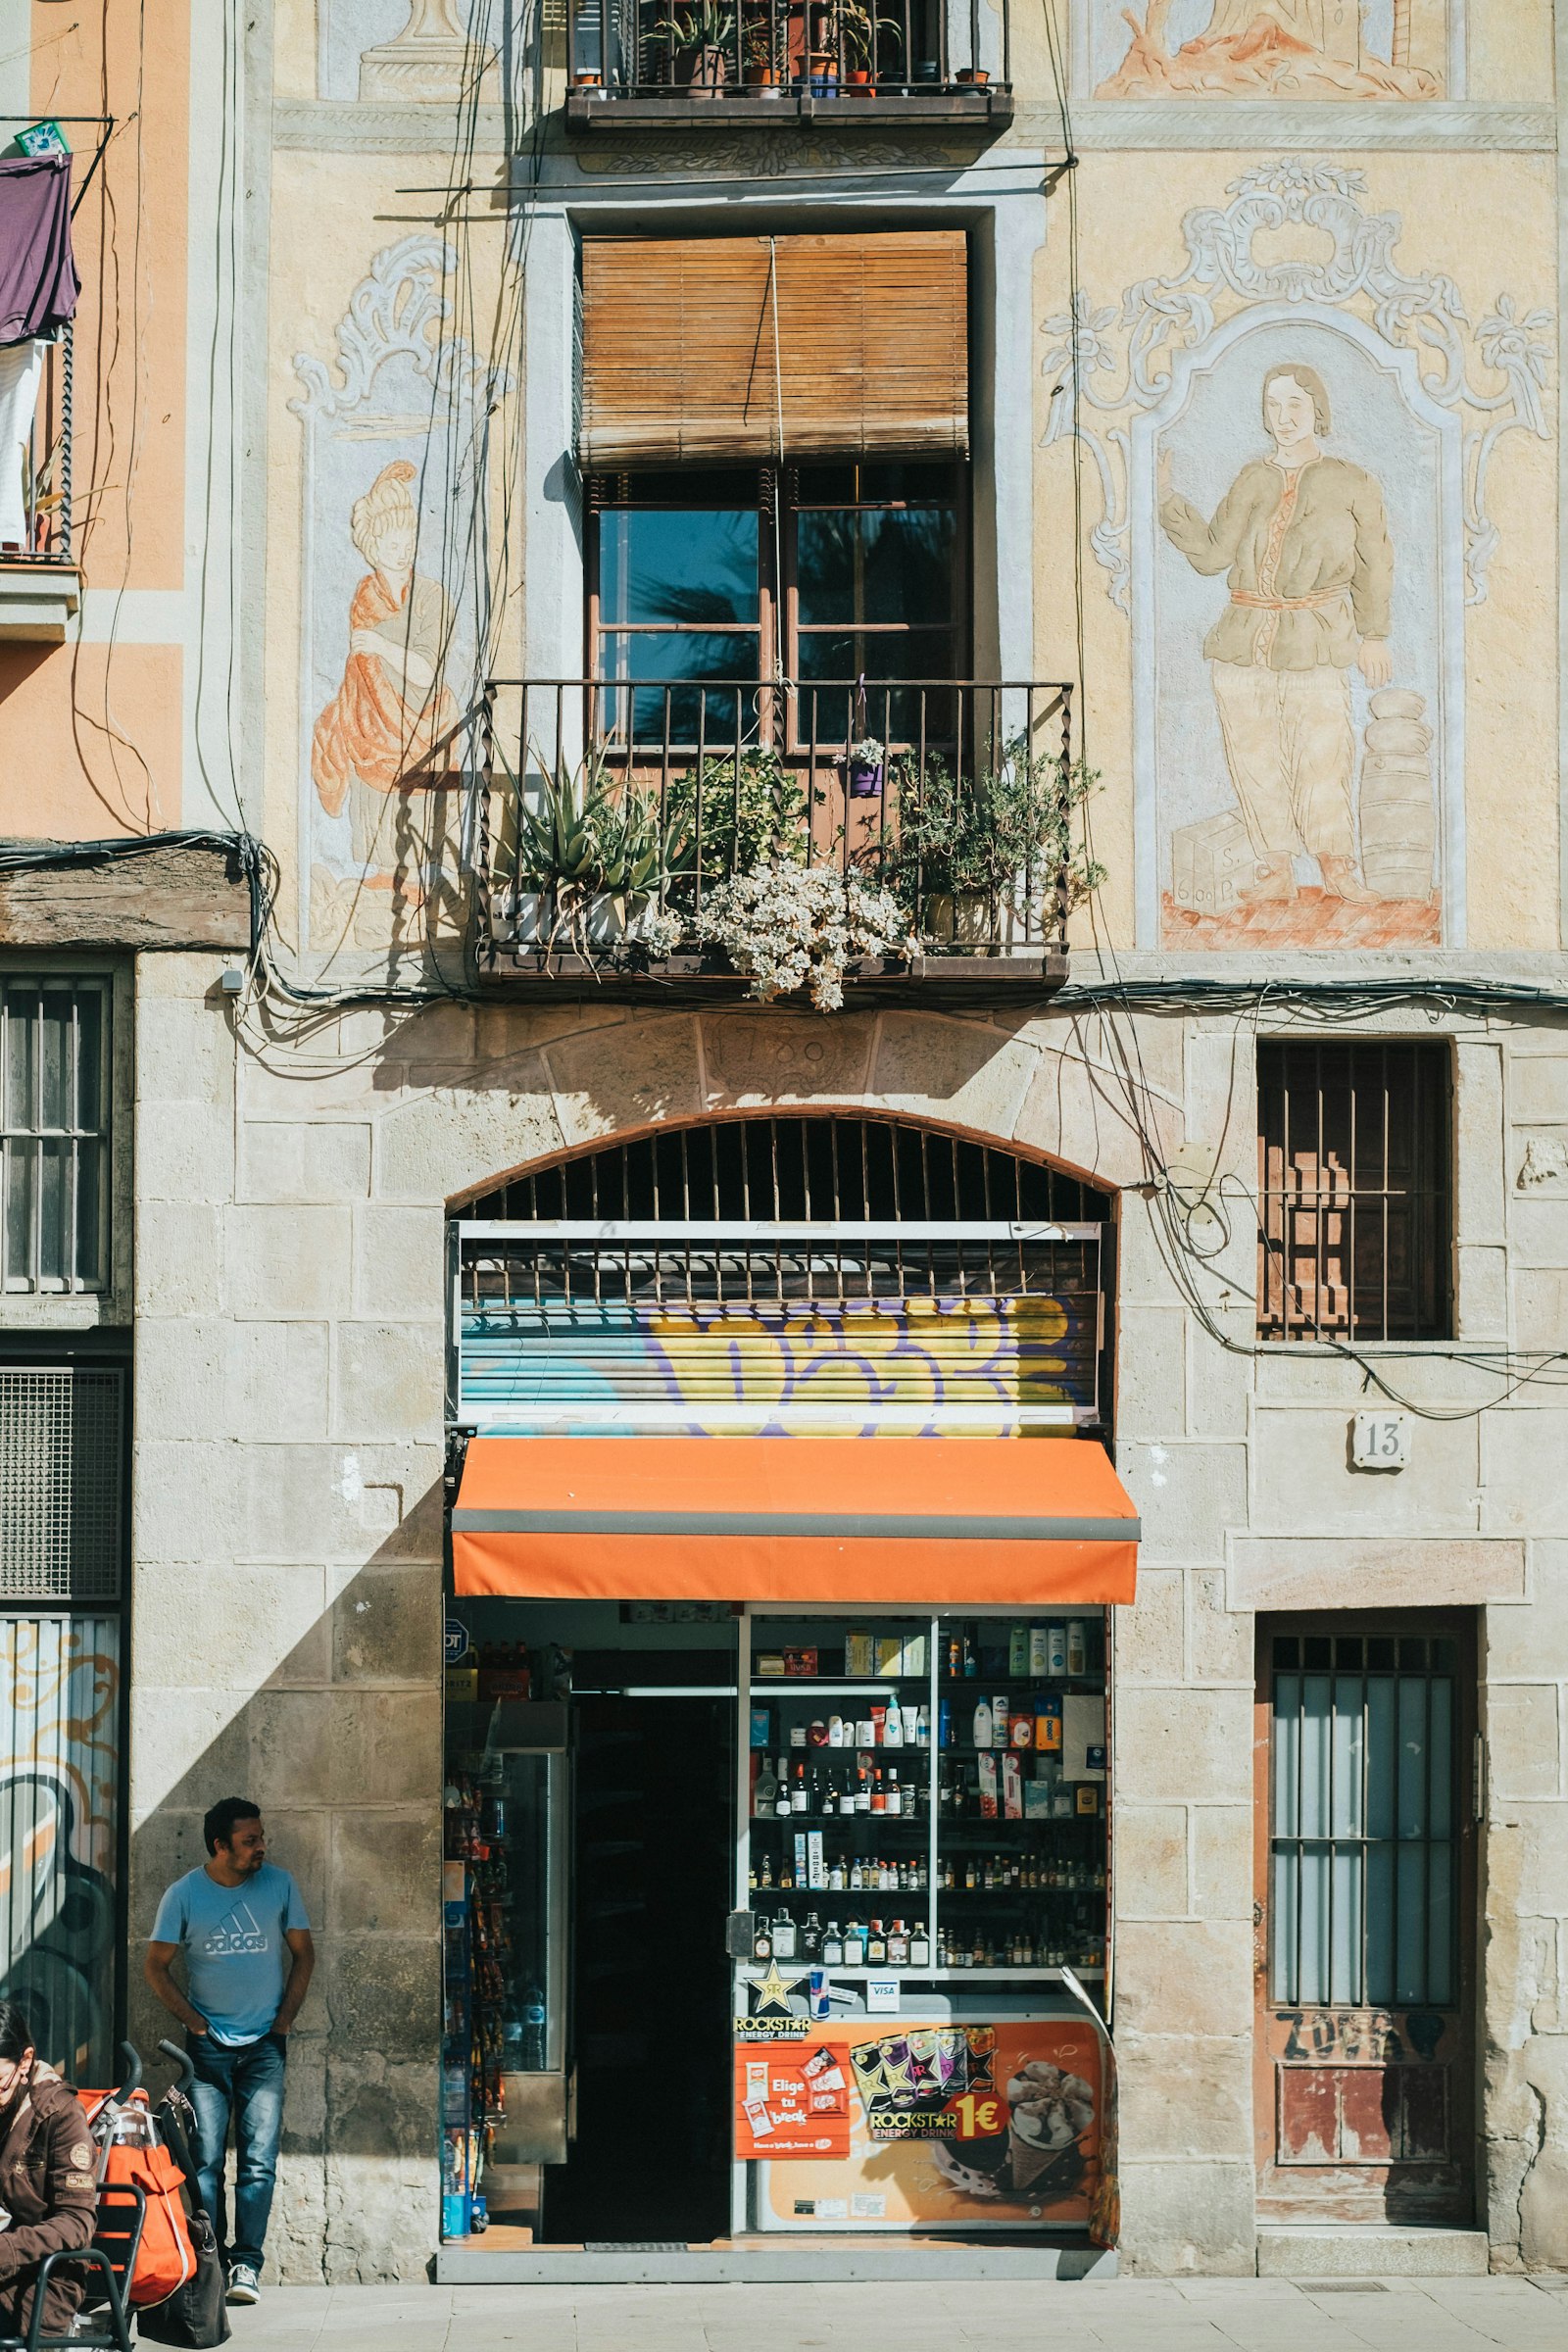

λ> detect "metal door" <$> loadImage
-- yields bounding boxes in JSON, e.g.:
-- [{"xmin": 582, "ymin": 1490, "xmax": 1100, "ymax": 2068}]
[{"xmin": 1253, "ymin": 1617, "xmax": 1475, "ymax": 2223}]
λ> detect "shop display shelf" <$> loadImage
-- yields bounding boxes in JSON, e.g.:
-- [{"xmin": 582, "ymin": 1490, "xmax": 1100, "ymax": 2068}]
[
  {"xmin": 735, "ymin": 1964, "xmax": 1106, "ymax": 1983},
  {"xmin": 751, "ymin": 1680, "xmax": 921, "ymax": 1694}
]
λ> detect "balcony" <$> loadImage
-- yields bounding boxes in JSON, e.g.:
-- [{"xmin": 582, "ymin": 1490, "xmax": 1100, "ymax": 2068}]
[
  {"xmin": 564, "ymin": 0, "xmax": 1012, "ymax": 131},
  {"xmin": 0, "ymin": 328, "xmax": 78, "ymax": 644},
  {"xmin": 479, "ymin": 676, "xmax": 1084, "ymax": 1005}
]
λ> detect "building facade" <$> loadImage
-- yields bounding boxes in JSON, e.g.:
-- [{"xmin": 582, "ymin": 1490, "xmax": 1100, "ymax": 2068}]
[{"xmin": 2, "ymin": 0, "xmax": 1568, "ymax": 2288}]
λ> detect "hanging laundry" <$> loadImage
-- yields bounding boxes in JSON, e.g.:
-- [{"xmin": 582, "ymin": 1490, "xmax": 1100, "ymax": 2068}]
[{"xmin": 0, "ymin": 152, "xmax": 78, "ymax": 343}]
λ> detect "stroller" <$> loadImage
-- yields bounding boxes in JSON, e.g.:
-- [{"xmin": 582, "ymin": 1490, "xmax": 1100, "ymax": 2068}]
[{"xmin": 52, "ymin": 2040, "xmax": 228, "ymax": 2352}]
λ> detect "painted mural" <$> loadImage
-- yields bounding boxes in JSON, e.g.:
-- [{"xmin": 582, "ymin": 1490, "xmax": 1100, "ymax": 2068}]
[
  {"xmin": 318, "ymin": 0, "xmax": 498, "ymax": 103},
  {"xmin": 0, "ymin": 1618, "xmax": 121, "ymax": 2084},
  {"xmin": 1086, "ymin": 0, "xmax": 1447, "ymax": 99},
  {"xmin": 1043, "ymin": 159, "xmax": 1551, "ymax": 950},
  {"xmin": 460, "ymin": 1297, "xmax": 1095, "ymax": 1435},
  {"xmin": 291, "ymin": 236, "xmax": 497, "ymax": 963}
]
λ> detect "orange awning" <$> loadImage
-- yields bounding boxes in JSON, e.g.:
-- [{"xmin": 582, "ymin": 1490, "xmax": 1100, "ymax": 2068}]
[{"xmin": 451, "ymin": 1437, "xmax": 1139, "ymax": 1606}]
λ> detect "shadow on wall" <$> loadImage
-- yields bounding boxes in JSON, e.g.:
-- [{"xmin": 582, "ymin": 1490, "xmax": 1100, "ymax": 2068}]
[
  {"xmin": 126, "ymin": 1490, "xmax": 446, "ymax": 2285},
  {"xmin": 344, "ymin": 1001, "xmax": 1176, "ymax": 1203}
]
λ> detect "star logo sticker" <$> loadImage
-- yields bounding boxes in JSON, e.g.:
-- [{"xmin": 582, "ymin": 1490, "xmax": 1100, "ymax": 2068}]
[{"xmin": 750, "ymin": 1958, "xmax": 803, "ymax": 2017}]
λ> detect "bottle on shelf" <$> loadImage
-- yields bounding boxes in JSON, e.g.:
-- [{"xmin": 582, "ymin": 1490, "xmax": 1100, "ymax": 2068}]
[
  {"xmin": 888, "ymin": 1919, "xmax": 909, "ymax": 1966},
  {"xmin": 774, "ymin": 1910, "xmax": 798, "ymax": 1960},
  {"xmin": 844, "ymin": 1919, "xmax": 866, "ymax": 1966},
  {"xmin": 802, "ymin": 1911, "xmax": 822, "ymax": 1961},
  {"xmin": 823, "ymin": 1920, "xmax": 844, "ymax": 1966},
  {"xmin": 910, "ymin": 1921, "xmax": 931, "ymax": 1967},
  {"xmin": 865, "ymin": 1920, "xmax": 888, "ymax": 1965}
]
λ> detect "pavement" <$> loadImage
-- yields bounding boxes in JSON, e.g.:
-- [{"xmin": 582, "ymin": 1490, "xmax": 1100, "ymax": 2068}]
[{"xmin": 230, "ymin": 2277, "xmax": 1568, "ymax": 2351}]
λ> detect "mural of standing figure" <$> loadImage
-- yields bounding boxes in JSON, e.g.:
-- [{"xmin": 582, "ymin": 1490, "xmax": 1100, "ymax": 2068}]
[
  {"xmin": 1157, "ymin": 363, "xmax": 1393, "ymax": 907},
  {"xmin": 311, "ymin": 458, "xmax": 459, "ymax": 895}
]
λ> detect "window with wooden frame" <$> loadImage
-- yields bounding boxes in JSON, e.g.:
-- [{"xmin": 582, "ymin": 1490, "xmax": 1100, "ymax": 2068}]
[
  {"xmin": 587, "ymin": 461, "xmax": 966, "ymax": 747},
  {"xmin": 1256, "ymin": 1040, "xmax": 1452, "ymax": 1343}
]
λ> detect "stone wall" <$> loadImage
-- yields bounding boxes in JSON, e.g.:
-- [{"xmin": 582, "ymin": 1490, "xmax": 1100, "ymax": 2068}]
[{"xmin": 123, "ymin": 956, "xmax": 1568, "ymax": 2277}]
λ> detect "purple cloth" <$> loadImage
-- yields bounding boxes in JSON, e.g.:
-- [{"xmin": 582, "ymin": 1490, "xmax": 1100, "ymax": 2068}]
[{"xmin": 0, "ymin": 153, "xmax": 78, "ymax": 345}]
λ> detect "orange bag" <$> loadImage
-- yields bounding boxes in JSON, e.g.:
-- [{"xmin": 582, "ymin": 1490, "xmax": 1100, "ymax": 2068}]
[
  {"xmin": 80, "ymin": 2088, "xmax": 198, "ymax": 2311},
  {"xmin": 102, "ymin": 2141, "xmax": 198, "ymax": 2309}
]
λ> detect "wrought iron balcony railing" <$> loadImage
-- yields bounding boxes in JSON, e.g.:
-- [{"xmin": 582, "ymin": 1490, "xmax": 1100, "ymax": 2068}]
[
  {"xmin": 566, "ymin": 0, "xmax": 1010, "ymax": 122},
  {"xmin": 0, "ymin": 328, "xmax": 74, "ymax": 568},
  {"xmin": 480, "ymin": 676, "xmax": 1077, "ymax": 994}
]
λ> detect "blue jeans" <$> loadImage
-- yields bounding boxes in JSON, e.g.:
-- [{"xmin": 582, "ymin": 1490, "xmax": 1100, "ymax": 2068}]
[{"xmin": 188, "ymin": 2032, "xmax": 287, "ymax": 2275}]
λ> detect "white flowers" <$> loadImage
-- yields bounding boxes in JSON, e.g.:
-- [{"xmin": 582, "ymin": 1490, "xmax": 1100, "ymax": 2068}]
[{"xmin": 706, "ymin": 860, "xmax": 918, "ymax": 1012}]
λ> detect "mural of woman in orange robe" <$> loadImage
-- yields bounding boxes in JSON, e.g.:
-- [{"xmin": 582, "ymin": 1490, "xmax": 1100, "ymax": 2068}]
[{"xmin": 312, "ymin": 459, "xmax": 459, "ymax": 891}]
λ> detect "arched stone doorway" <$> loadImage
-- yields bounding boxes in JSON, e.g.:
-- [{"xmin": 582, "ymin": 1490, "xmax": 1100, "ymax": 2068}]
[{"xmin": 439, "ymin": 1110, "xmax": 1129, "ymax": 2275}]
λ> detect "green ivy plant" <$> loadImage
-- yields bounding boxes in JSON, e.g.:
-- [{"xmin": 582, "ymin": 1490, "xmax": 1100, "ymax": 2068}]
[{"xmin": 662, "ymin": 749, "xmax": 817, "ymax": 906}]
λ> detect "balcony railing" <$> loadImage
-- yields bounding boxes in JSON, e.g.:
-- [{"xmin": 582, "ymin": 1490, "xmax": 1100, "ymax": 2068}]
[
  {"xmin": 480, "ymin": 676, "xmax": 1076, "ymax": 996},
  {"xmin": 1, "ymin": 328, "xmax": 74, "ymax": 567},
  {"xmin": 566, "ymin": 0, "xmax": 1010, "ymax": 123}
]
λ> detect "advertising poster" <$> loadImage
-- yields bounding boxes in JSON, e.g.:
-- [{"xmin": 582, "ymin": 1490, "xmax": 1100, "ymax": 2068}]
[{"xmin": 734, "ymin": 2017, "xmax": 1102, "ymax": 2230}]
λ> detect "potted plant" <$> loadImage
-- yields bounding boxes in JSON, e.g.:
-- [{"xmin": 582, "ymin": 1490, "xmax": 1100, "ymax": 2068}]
[
  {"xmin": 657, "ymin": 0, "xmax": 736, "ymax": 90},
  {"xmin": 662, "ymin": 747, "xmax": 816, "ymax": 909},
  {"xmin": 956, "ymin": 62, "xmax": 989, "ymax": 82},
  {"xmin": 741, "ymin": 6, "xmax": 785, "ymax": 88},
  {"xmin": 844, "ymin": 735, "xmax": 885, "ymax": 797},
  {"xmin": 880, "ymin": 748, "xmax": 1104, "ymax": 951},
  {"xmin": 834, "ymin": 0, "xmax": 901, "ymax": 87},
  {"xmin": 707, "ymin": 860, "xmax": 918, "ymax": 1011},
  {"xmin": 506, "ymin": 744, "xmax": 687, "ymax": 954}
]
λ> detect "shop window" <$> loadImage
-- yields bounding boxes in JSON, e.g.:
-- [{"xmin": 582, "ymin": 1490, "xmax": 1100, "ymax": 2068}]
[
  {"xmin": 1256, "ymin": 1040, "xmax": 1452, "ymax": 1343},
  {"xmin": 0, "ymin": 978, "xmax": 111, "ymax": 1294},
  {"xmin": 589, "ymin": 461, "xmax": 966, "ymax": 746}
]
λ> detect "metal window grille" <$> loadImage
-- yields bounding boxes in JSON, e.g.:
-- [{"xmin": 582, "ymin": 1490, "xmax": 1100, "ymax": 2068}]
[
  {"xmin": 0, "ymin": 1369, "xmax": 123, "ymax": 1601},
  {"xmin": 0, "ymin": 979, "xmax": 111, "ymax": 1296},
  {"xmin": 1269, "ymin": 1631, "xmax": 1457, "ymax": 2009},
  {"xmin": 1256, "ymin": 1040, "xmax": 1451, "ymax": 1342},
  {"xmin": 464, "ymin": 1115, "xmax": 1107, "ymax": 1228}
]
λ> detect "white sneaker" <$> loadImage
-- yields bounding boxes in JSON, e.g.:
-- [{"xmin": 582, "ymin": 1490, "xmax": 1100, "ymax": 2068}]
[{"xmin": 226, "ymin": 2264, "xmax": 261, "ymax": 2305}]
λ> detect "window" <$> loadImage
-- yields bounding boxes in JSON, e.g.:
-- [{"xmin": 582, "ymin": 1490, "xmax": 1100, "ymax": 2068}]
[
  {"xmin": 589, "ymin": 463, "xmax": 965, "ymax": 744},
  {"xmin": 0, "ymin": 978, "xmax": 110, "ymax": 1294},
  {"xmin": 1256, "ymin": 1040, "xmax": 1451, "ymax": 1343},
  {"xmin": 1269, "ymin": 1630, "xmax": 1458, "ymax": 2010}
]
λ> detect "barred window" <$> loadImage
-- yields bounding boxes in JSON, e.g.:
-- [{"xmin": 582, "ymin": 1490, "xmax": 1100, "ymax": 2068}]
[
  {"xmin": 1, "ymin": 979, "xmax": 111, "ymax": 1294},
  {"xmin": 1257, "ymin": 1041, "xmax": 1452, "ymax": 1343}
]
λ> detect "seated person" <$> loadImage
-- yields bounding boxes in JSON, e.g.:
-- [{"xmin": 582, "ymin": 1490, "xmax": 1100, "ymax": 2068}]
[{"xmin": 0, "ymin": 2000, "xmax": 97, "ymax": 2337}]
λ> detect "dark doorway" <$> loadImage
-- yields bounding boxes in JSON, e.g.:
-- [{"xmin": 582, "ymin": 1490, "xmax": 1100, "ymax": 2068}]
[{"xmin": 544, "ymin": 1693, "xmax": 735, "ymax": 2244}]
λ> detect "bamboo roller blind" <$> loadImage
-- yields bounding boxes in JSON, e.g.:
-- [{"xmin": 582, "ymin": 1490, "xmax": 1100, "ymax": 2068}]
[{"xmin": 578, "ymin": 231, "xmax": 969, "ymax": 469}]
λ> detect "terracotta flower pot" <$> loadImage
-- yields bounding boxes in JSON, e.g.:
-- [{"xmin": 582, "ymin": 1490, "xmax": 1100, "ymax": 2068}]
[
  {"xmin": 956, "ymin": 64, "xmax": 988, "ymax": 82},
  {"xmin": 846, "ymin": 67, "xmax": 875, "ymax": 90}
]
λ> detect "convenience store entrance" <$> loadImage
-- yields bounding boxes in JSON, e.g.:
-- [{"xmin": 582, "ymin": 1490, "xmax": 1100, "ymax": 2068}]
[{"xmin": 549, "ymin": 1689, "xmax": 735, "ymax": 2244}]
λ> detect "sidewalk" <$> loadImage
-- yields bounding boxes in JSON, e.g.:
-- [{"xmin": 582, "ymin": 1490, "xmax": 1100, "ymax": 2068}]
[{"xmin": 235, "ymin": 2276, "xmax": 1568, "ymax": 2351}]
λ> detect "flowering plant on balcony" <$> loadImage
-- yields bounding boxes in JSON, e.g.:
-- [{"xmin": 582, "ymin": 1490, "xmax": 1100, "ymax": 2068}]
[{"xmin": 707, "ymin": 859, "xmax": 917, "ymax": 1011}]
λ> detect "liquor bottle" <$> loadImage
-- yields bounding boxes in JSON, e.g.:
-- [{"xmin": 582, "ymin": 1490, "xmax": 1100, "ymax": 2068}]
[
  {"xmin": 792, "ymin": 1763, "xmax": 808, "ymax": 1813},
  {"xmin": 972, "ymin": 1699, "xmax": 993, "ymax": 1749},
  {"xmin": 756, "ymin": 1756, "xmax": 778, "ymax": 1815},
  {"xmin": 780, "ymin": 1861, "xmax": 794, "ymax": 1889},
  {"xmin": 773, "ymin": 1910, "xmax": 798, "ymax": 1960},
  {"xmin": 856, "ymin": 1765, "xmax": 871, "ymax": 1815},
  {"xmin": 888, "ymin": 1920, "xmax": 909, "ymax": 1966},
  {"xmin": 870, "ymin": 1770, "xmax": 886, "ymax": 1816},
  {"xmin": 748, "ymin": 1861, "xmax": 759, "ymax": 1890},
  {"xmin": 886, "ymin": 1770, "xmax": 902, "ymax": 1818},
  {"xmin": 775, "ymin": 1766, "xmax": 793, "ymax": 1820},
  {"xmin": 821, "ymin": 1773, "xmax": 837, "ymax": 1818},
  {"xmin": 802, "ymin": 1912, "xmax": 822, "ymax": 1962},
  {"xmin": 754, "ymin": 1921, "xmax": 773, "ymax": 1961},
  {"xmin": 866, "ymin": 1920, "xmax": 887, "ymax": 1965},
  {"xmin": 823, "ymin": 1921, "xmax": 844, "ymax": 1966},
  {"xmin": 828, "ymin": 1856, "xmax": 846, "ymax": 1891},
  {"xmin": 910, "ymin": 1922, "xmax": 930, "ymax": 1967},
  {"xmin": 760, "ymin": 1852, "xmax": 774, "ymax": 1889},
  {"xmin": 850, "ymin": 1855, "xmax": 864, "ymax": 1892}
]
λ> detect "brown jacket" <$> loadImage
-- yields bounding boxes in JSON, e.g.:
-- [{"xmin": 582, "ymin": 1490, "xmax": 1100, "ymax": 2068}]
[
  {"xmin": 0, "ymin": 2064, "xmax": 98, "ymax": 2333},
  {"xmin": 1159, "ymin": 454, "xmax": 1394, "ymax": 671}
]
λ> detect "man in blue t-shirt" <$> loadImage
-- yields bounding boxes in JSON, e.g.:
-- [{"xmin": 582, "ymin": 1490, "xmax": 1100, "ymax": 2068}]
[{"xmin": 146, "ymin": 1797, "xmax": 315, "ymax": 2307}]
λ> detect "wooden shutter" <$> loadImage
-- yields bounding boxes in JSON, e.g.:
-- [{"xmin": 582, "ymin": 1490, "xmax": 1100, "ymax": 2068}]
[{"xmin": 578, "ymin": 230, "xmax": 968, "ymax": 469}]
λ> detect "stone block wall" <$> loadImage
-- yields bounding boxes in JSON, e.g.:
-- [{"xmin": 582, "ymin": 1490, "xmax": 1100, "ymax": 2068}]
[{"xmin": 121, "ymin": 957, "xmax": 1568, "ymax": 2277}]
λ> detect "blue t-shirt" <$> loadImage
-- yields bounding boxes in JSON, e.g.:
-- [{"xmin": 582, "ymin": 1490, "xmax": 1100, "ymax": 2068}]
[{"xmin": 150, "ymin": 1864, "xmax": 310, "ymax": 2046}]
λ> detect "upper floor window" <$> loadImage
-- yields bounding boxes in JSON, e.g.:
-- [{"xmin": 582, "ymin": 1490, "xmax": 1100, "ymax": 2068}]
[
  {"xmin": 1256, "ymin": 1040, "xmax": 1451, "ymax": 1343},
  {"xmin": 589, "ymin": 461, "xmax": 966, "ymax": 743},
  {"xmin": 0, "ymin": 977, "xmax": 110, "ymax": 1294}
]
